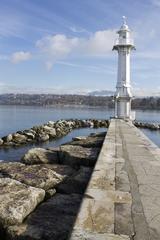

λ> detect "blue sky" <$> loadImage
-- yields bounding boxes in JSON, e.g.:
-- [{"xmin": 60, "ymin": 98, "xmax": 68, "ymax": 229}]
[{"xmin": 0, "ymin": 0, "xmax": 160, "ymax": 95}]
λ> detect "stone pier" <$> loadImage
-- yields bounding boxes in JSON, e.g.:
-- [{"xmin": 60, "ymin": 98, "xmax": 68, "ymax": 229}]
[{"xmin": 71, "ymin": 119, "xmax": 160, "ymax": 240}]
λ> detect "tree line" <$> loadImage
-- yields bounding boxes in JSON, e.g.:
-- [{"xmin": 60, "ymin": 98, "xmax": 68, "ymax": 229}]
[{"xmin": 0, "ymin": 94, "xmax": 159, "ymax": 110}]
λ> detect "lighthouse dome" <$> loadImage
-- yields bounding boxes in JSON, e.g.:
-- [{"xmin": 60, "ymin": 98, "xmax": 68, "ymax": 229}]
[
  {"xmin": 118, "ymin": 16, "xmax": 130, "ymax": 32},
  {"xmin": 120, "ymin": 23, "xmax": 129, "ymax": 31}
]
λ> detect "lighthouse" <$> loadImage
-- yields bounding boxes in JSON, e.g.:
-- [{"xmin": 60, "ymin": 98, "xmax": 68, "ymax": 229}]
[{"xmin": 113, "ymin": 16, "xmax": 135, "ymax": 120}]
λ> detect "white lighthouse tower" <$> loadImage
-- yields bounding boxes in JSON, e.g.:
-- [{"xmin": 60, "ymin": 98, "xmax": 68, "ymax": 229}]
[{"xmin": 113, "ymin": 16, "xmax": 135, "ymax": 120}]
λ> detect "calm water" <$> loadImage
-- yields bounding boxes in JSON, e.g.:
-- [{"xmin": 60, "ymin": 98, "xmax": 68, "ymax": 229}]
[{"xmin": 0, "ymin": 105, "xmax": 160, "ymax": 161}]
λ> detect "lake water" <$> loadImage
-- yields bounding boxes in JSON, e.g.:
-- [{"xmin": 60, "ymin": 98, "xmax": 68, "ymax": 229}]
[{"xmin": 0, "ymin": 105, "xmax": 160, "ymax": 161}]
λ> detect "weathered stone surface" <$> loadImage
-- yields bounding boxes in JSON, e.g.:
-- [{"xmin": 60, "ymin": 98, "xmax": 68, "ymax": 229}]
[
  {"xmin": 0, "ymin": 178, "xmax": 45, "ymax": 226},
  {"xmin": 12, "ymin": 133, "xmax": 27, "ymax": 144},
  {"xmin": 2, "ymin": 134, "xmax": 13, "ymax": 143},
  {"xmin": 21, "ymin": 147, "xmax": 59, "ymax": 164},
  {"xmin": 0, "ymin": 162, "xmax": 67, "ymax": 190},
  {"xmin": 115, "ymin": 203, "xmax": 134, "ymax": 237},
  {"xmin": 23, "ymin": 131, "xmax": 35, "ymax": 140},
  {"xmin": 70, "ymin": 229, "xmax": 130, "ymax": 240},
  {"xmin": 69, "ymin": 136, "xmax": 104, "ymax": 148},
  {"xmin": 45, "ymin": 188, "xmax": 56, "ymax": 200},
  {"xmin": 56, "ymin": 166, "xmax": 92, "ymax": 194},
  {"xmin": 37, "ymin": 133, "xmax": 50, "ymax": 142},
  {"xmin": 112, "ymin": 119, "xmax": 160, "ymax": 239},
  {"xmin": 42, "ymin": 163, "xmax": 75, "ymax": 176},
  {"xmin": 72, "ymin": 136, "xmax": 87, "ymax": 141},
  {"xmin": 90, "ymin": 131, "xmax": 107, "ymax": 138},
  {"xmin": 0, "ymin": 138, "xmax": 3, "ymax": 145},
  {"xmin": 7, "ymin": 194, "xmax": 82, "ymax": 240},
  {"xmin": 42, "ymin": 126, "xmax": 56, "ymax": 138},
  {"xmin": 47, "ymin": 120, "xmax": 55, "ymax": 127},
  {"xmin": 59, "ymin": 145, "xmax": 100, "ymax": 167}
]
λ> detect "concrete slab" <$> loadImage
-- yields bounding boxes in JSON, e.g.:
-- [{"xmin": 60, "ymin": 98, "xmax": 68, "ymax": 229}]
[{"xmin": 113, "ymin": 119, "xmax": 160, "ymax": 239}]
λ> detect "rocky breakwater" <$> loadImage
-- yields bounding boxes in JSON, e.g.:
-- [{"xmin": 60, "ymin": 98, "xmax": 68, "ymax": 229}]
[
  {"xmin": 0, "ymin": 119, "xmax": 109, "ymax": 147},
  {"xmin": 134, "ymin": 121, "xmax": 160, "ymax": 130},
  {"xmin": 0, "ymin": 131, "xmax": 106, "ymax": 240}
]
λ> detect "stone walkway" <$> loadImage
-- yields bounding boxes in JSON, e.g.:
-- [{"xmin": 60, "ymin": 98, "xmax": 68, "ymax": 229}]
[{"xmin": 71, "ymin": 119, "xmax": 160, "ymax": 240}]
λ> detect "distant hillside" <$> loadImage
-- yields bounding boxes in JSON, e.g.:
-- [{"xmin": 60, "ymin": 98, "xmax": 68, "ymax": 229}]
[
  {"xmin": 0, "ymin": 94, "xmax": 114, "ymax": 108},
  {"xmin": 0, "ymin": 94, "xmax": 160, "ymax": 110}
]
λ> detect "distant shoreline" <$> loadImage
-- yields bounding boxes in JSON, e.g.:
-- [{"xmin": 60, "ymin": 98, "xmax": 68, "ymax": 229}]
[
  {"xmin": 0, "ymin": 94, "xmax": 160, "ymax": 110},
  {"xmin": 0, "ymin": 104, "xmax": 160, "ymax": 112},
  {"xmin": 0, "ymin": 103, "xmax": 114, "ymax": 109}
]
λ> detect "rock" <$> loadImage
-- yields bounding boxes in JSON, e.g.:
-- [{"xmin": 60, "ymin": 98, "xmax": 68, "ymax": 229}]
[
  {"xmin": 2, "ymin": 134, "xmax": 13, "ymax": 143},
  {"xmin": 134, "ymin": 121, "xmax": 160, "ymax": 130},
  {"xmin": 0, "ymin": 138, "xmax": 3, "ymax": 145},
  {"xmin": 42, "ymin": 163, "xmax": 75, "ymax": 176},
  {"xmin": 6, "ymin": 193, "xmax": 82, "ymax": 240},
  {"xmin": 21, "ymin": 147, "xmax": 59, "ymax": 165},
  {"xmin": 66, "ymin": 120, "xmax": 75, "ymax": 128},
  {"xmin": 72, "ymin": 136, "xmax": 87, "ymax": 141},
  {"xmin": 59, "ymin": 145, "xmax": 100, "ymax": 167},
  {"xmin": 56, "ymin": 166, "xmax": 92, "ymax": 194},
  {"xmin": 0, "ymin": 162, "xmax": 68, "ymax": 190},
  {"xmin": 93, "ymin": 119, "xmax": 101, "ymax": 128},
  {"xmin": 90, "ymin": 131, "xmax": 106, "ymax": 138},
  {"xmin": 45, "ymin": 189, "xmax": 56, "ymax": 200},
  {"xmin": 0, "ymin": 178, "xmax": 45, "ymax": 226},
  {"xmin": 47, "ymin": 121, "xmax": 55, "ymax": 127},
  {"xmin": 12, "ymin": 133, "xmax": 27, "ymax": 144},
  {"xmin": 3, "ymin": 142, "xmax": 14, "ymax": 147},
  {"xmin": 37, "ymin": 133, "xmax": 49, "ymax": 142},
  {"xmin": 42, "ymin": 126, "xmax": 56, "ymax": 138},
  {"xmin": 23, "ymin": 131, "xmax": 35, "ymax": 140},
  {"xmin": 68, "ymin": 136, "xmax": 104, "ymax": 148}
]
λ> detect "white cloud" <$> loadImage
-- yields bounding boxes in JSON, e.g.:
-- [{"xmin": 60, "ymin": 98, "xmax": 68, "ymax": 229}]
[
  {"xmin": 36, "ymin": 29, "xmax": 116, "ymax": 69},
  {"xmin": 36, "ymin": 34, "xmax": 79, "ymax": 59},
  {"xmin": 11, "ymin": 51, "xmax": 32, "ymax": 64},
  {"xmin": 86, "ymin": 30, "xmax": 116, "ymax": 56}
]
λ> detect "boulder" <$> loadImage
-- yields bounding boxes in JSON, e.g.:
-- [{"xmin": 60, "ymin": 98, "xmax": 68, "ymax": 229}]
[
  {"xmin": 56, "ymin": 166, "xmax": 92, "ymax": 194},
  {"xmin": 0, "ymin": 178, "xmax": 45, "ymax": 226},
  {"xmin": 47, "ymin": 121, "xmax": 55, "ymax": 127},
  {"xmin": 23, "ymin": 131, "xmax": 35, "ymax": 140},
  {"xmin": 12, "ymin": 133, "xmax": 27, "ymax": 144},
  {"xmin": 0, "ymin": 162, "xmax": 68, "ymax": 190},
  {"xmin": 42, "ymin": 126, "xmax": 56, "ymax": 138},
  {"xmin": 59, "ymin": 145, "xmax": 100, "ymax": 167},
  {"xmin": 2, "ymin": 134, "xmax": 13, "ymax": 143},
  {"xmin": 72, "ymin": 136, "xmax": 87, "ymax": 141},
  {"xmin": 37, "ymin": 133, "xmax": 49, "ymax": 142},
  {"xmin": 21, "ymin": 147, "xmax": 59, "ymax": 165},
  {"xmin": 6, "ymin": 193, "xmax": 82, "ymax": 240},
  {"xmin": 0, "ymin": 138, "xmax": 3, "ymax": 145},
  {"xmin": 68, "ymin": 136, "xmax": 104, "ymax": 148},
  {"xmin": 90, "ymin": 131, "xmax": 106, "ymax": 138},
  {"xmin": 42, "ymin": 163, "xmax": 75, "ymax": 176},
  {"xmin": 45, "ymin": 189, "xmax": 56, "ymax": 200}
]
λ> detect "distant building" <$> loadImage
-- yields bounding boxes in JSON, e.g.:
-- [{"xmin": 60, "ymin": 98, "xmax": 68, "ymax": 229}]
[{"xmin": 113, "ymin": 16, "xmax": 135, "ymax": 120}]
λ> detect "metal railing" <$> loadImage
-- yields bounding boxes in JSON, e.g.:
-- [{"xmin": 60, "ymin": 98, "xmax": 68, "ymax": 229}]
[{"xmin": 114, "ymin": 38, "xmax": 134, "ymax": 46}]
